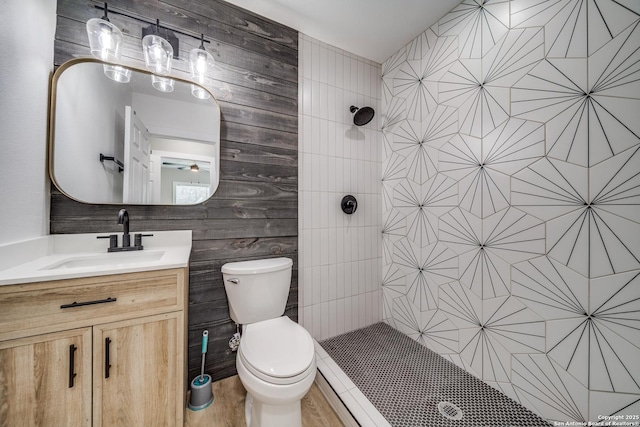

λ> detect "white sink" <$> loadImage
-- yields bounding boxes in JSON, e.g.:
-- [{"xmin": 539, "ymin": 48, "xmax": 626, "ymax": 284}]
[
  {"xmin": 0, "ymin": 231, "xmax": 192, "ymax": 285},
  {"xmin": 42, "ymin": 250, "xmax": 166, "ymax": 270}
]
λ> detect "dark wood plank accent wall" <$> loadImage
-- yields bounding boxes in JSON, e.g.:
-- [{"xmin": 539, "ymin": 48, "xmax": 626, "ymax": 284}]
[{"xmin": 51, "ymin": 0, "xmax": 298, "ymax": 382}]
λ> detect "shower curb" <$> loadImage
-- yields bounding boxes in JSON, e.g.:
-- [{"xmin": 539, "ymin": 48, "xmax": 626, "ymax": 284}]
[{"xmin": 314, "ymin": 339, "xmax": 392, "ymax": 427}]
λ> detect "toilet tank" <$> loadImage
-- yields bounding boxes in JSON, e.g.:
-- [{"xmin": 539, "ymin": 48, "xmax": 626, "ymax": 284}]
[{"xmin": 221, "ymin": 257, "xmax": 293, "ymax": 324}]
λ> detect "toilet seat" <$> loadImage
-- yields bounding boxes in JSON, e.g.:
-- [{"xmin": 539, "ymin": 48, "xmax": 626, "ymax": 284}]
[
  {"xmin": 238, "ymin": 349, "xmax": 316, "ymax": 385},
  {"xmin": 239, "ymin": 316, "xmax": 315, "ymax": 385}
]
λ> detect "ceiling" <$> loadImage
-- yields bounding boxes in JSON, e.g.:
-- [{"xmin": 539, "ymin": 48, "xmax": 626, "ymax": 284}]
[{"xmin": 221, "ymin": 0, "xmax": 462, "ymax": 64}]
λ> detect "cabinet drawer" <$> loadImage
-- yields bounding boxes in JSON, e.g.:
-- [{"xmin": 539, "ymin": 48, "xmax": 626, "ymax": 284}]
[{"xmin": 0, "ymin": 268, "xmax": 185, "ymax": 341}]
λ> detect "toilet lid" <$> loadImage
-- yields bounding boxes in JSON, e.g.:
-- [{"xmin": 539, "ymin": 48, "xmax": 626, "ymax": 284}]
[{"xmin": 240, "ymin": 316, "xmax": 315, "ymax": 378}]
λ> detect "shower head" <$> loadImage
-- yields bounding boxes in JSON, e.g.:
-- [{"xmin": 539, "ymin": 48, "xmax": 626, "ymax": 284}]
[{"xmin": 350, "ymin": 105, "xmax": 375, "ymax": 126}]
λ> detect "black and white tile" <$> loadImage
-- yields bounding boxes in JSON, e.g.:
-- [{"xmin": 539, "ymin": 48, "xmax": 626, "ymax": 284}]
[
  {"xmin": 321, "ymin": 322, "xmax": 550, "ymax": 427},
  {"xmin": 381, "ymin": 1, "xmax": 640, "ymax": 424}
]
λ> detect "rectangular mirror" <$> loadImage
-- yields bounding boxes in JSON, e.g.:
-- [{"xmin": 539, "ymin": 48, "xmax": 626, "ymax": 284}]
[{"xmin": 49, "ymin": 58, "xmax": 220, "ymax": 205}]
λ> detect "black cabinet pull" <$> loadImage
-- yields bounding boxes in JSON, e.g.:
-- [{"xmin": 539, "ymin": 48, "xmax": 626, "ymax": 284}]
[
  {"xmin": 105, "ymin": 337, "xmax": 112, "ymax": 379},
  {"xmin": 69, "ymin": 344, "xmax": 77, "ymax": 388},
  {"xmin": 60, "ymin": 297, "xmax": 117, "ymax": 309}
]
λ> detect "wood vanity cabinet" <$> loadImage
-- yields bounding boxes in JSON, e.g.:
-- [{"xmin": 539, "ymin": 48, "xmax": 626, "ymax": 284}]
[
  {"xmin": 0, "ymin": 268, "xmax": 188, "ymax": 427},
  {"xmin": 0, "ymin": 328, "xmax": 92, "ymax": 426}
]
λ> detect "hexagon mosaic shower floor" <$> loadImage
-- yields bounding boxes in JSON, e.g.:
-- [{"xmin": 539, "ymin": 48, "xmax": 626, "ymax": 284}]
[{"xmin": 320, "ymin": 323, "xmax": 550, "ymax": 427}]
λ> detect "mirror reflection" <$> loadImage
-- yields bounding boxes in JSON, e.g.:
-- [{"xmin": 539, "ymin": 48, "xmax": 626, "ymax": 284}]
[{"xmin": 50, "ymin": 59, "xmax": 220, "ymax": 205}]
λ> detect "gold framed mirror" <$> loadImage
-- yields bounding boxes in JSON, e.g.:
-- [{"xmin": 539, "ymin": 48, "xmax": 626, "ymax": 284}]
[{"xmin": 49, "ymin": 58, "xmax": 220, "ymax": 205}]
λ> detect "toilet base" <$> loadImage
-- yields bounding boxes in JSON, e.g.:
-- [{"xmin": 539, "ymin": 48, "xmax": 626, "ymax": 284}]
[
  {"xmin": 245, "ymin": 392, "xmax": 302, "ymax": 427},
  {"xmin": 237, "ymin": 356, "xmax": 315, "ymax": 427}
]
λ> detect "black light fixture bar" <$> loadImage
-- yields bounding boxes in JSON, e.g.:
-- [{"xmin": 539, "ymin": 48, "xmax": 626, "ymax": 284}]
[
  {"xmin": 100, "ymin": 2, "xmax": 111, "ymax": 22},
  {"xmin": 93, "ymin": 3, "xmax": 211, "ymax": 47}
]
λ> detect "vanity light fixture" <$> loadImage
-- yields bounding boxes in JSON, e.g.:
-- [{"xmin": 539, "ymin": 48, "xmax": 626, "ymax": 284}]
[
  {"xmin": 86, "ymin": 3, "xmax": 123, "ymax": 63},
  {"xmin": 191, "ymin": 84, "xmax": 211, "ymax": 100},
  {"xmin": 189, "ymin": 34, "xmax": 215, "ymax": 100},
  {"xmin": 190, "ymin": 34, "xmax": 215, "ymax": 85},
  {"xmin": 151, "ymin": 75, "xmax": 174, "ymax": 93},
  {"xmin": 142, "ymin": 19, "xmax": 178, "ymax": 76},
  {"xmin": 103, "ymin": 64, "xmax": 131, "ymax": 83},
  {"xmin": 88, "ymin": 3, "xmax": 214, "ymax": 90},
  {"xmin": 86, "ymin": 4, "xmax": 129, "ymax": 83}
]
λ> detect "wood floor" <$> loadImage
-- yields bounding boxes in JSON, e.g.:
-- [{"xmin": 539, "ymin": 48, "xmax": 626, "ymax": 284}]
[{"xmin": 185, "ymin": 375, "xmax": 344, "ymax": 427}]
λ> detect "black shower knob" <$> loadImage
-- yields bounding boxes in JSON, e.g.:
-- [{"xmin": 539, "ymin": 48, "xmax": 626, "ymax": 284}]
[{"xmin": 341, "ymin": 195, "xmax": 358, "ymax": 214}]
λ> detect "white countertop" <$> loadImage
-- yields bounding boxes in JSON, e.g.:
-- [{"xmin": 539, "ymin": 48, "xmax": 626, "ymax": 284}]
[{"xmin": 0, "ymin": 230, "xmax": 192, "ymax": 286}]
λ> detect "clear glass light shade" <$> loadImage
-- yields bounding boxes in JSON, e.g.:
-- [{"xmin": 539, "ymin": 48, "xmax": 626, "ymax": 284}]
[
  {"xmin": 151, "ymin": 75, "xmax": 174, "ymax": 92},
  {"xmin": 103, "ymin": 64, "xmax": 131, "ymax": 83},
  {"xmin": 142, "ymin": 34, "xmax": 173, "ymax": 76},
  {"xmin": 189, "ymin": 48, "xmax": 215, "ymax": 86},
  {"xmin": 86, "ymin": 18, "xmax": 123, "ymax": 62},
  {"xmin": 191, "ymin": 84, "xmax": 211, "ymax": 100}
]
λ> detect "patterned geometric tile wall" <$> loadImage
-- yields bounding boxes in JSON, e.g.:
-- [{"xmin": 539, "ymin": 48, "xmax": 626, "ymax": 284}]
[{"xmin": 380, "ymin": 1, "xmax": 640, "ymax": 424}]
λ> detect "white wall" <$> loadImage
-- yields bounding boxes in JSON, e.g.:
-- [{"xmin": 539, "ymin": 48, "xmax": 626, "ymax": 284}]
[
  {"xmin": 132, "ymin": 93, "xmax": 219, "ymax": 143},
  {"xmin": 298, "ymin": 33, "xmax": 383, "ymax": 340},
  {"xmin": 0, "ymin": 0, "xmax": 56, "ymax": 245},
  {"xmin": 54, "ymin": 63, "xmax": 130, "ymax": 203}
]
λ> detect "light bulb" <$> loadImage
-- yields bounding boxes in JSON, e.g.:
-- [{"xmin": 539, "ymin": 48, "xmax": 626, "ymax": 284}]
[
  {"xmin": 99, "ymin": 27, "xmax": 113, "ymax": 52},
  {"xmin": 189, "ymin": 47, "xmax": 214, "ymax": 86},
  {"xmin": 152, "ymin": 44, "xmax": 165, "ymax": 61},
  {"xmin": 196, "ymin": 52, "xmax": 207, "ymax": 74}
]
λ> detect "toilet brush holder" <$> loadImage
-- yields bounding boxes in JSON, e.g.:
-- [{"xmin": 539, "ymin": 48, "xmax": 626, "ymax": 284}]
[
  {"xmin": 188, "ymin": 374, "xmax": 213, "ymax": 410},
  {"xmin": 188, "ymin": 330, "xmax": 214, "ymax": 411}
]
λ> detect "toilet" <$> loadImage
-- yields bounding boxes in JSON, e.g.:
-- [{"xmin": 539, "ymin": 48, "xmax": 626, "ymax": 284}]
[{"xmin": 221, "ymin": 257, "xmax": 316, "ymax": 427}]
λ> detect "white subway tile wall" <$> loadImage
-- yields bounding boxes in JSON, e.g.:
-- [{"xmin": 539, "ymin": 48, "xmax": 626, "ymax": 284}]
[{"xmin": 298, "ymin": 33, "xmax": 383, "ymax": 340}]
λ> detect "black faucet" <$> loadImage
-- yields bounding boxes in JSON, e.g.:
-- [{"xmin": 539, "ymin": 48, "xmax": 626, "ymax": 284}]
[
  {"xmin": 97, "ymin": 209, "xmax": 153, "ymax": 252},
  {"xmin": 117, "ymin": 209, "xmax": 130, "ymax": 247}
]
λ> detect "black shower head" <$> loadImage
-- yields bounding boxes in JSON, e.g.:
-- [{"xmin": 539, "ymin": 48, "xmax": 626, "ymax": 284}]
[{"xmin": 350, "ymin": 105, "xmax": 375, "ymax": 126}]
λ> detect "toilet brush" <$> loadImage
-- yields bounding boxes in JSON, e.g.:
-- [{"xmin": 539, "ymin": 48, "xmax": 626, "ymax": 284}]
[{"xmin": 188, "ymin": 330, "xmax": 214, "ymax": 411}]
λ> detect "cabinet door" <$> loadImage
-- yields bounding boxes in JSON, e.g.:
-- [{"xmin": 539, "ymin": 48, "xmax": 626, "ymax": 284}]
[
  {"xmin": 93, "ymin": 312, "xmax": 181, "ymax": 427},
  {"xmin": 0, "ymin": 328, "xmax": 92, "ymax": 427}
]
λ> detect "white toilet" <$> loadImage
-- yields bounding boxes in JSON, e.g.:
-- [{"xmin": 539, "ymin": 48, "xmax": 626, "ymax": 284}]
[{"xmin": 221, "ymin": 257, "xmax": 316, "ymax": 427}]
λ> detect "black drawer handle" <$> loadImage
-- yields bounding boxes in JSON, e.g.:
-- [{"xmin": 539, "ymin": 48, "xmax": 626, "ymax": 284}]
[
  {"xmin": 60, "ymin": 297, "xmax": 117, "ymax": 309},
  {"xmin": 69, "ymin": 344, "xmax": 77, "ymax": 388}
]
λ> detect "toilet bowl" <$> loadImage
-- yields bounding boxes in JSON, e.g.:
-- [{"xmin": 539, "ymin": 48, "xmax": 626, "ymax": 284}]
[
  {"xmin": 221, "ymin": 258, "xmax": 316, "ymax": 427},
  {"xmin": 236, "ymin": 316, "xmax": 316, "ymax": 426}
]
